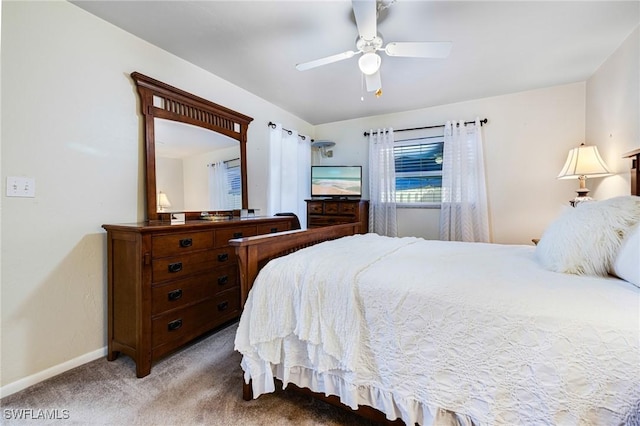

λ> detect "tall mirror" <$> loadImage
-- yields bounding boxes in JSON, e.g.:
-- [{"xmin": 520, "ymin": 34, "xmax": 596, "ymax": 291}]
[{"xmin": 131, "ymin": 72, "xmax": 253, "ymax": 221}]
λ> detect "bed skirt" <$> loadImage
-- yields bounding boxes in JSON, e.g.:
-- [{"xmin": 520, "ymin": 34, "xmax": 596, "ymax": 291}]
[{"xmin": 243, "ymin": 359, "xmax": 475, "ymax": 426}]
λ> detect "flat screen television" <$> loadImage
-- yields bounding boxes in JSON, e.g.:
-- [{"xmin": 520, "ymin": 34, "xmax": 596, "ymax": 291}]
[{"xmin": 311, "ymin": 165, "xmax": 362, "ymax": 198}]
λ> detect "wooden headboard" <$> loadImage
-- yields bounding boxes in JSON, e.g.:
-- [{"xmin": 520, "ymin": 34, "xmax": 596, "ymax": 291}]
[{"xmin": 623, "ymin": 148, "xmax": 640, "ymax": 196}]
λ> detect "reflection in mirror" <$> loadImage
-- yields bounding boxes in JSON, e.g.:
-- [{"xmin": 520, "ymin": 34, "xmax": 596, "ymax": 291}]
[{"xmin": 155, "ymin": 119, "xmax": 241, "ymax": 213}]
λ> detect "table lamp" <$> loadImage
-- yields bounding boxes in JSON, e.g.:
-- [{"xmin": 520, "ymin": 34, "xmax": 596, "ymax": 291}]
[
  {"xmin": 557, "ymin": 143, "xmax": 611, "ymax": 205},
  {"xmin": 157, "ymin": 191, "xmax": 172, "ymax": 212}
]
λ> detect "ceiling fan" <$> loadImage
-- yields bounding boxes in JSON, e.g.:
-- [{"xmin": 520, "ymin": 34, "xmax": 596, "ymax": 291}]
[{"xmin": 295, "ymin": 0, "xmax": 452, "ymax": 97}]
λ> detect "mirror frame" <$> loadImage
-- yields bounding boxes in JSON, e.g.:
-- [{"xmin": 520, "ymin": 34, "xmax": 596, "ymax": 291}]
[{"xmin": 131, "ymin": 72, "xmax": 253, "ymax": 221}]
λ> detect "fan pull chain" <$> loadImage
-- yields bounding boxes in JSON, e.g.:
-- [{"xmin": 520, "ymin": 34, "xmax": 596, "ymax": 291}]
[{"xmin": 360, "ymin": 73, "xmax": 365, "ymax": 101}]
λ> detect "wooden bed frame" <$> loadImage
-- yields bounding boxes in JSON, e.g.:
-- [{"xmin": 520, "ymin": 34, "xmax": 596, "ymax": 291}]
[
  {"xmin": 229, "ymin": 152, "xmax": 639, "ymax": 423},
  {"xmin": 624, "ymin": 148, "xmax": 640, "ymax": 196},
  {"xmin": 230, "ymin": 222, "xmax": 402, "ymax": 423},
  {"xmin": 231, "ymin": 222, "xmax": 361, "ymax": 307}
]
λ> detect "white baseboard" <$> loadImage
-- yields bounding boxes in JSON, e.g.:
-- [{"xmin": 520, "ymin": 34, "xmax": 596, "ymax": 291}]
[{"xmin": 0, "ymin": 346, "xmax": 107, "ymax": 399}]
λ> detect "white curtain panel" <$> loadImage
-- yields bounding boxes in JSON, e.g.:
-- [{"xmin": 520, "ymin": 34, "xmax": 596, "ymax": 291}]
[
  {"xmin": 368, "ymin": 128, "xmax": 398, "ymax": 237},
  {"xmin": 439, "ymin": 118, "xmax": 490, "ymax": 242},
  {"xmin": 268, "ymin": 123, "xmax": 311, "ymax": 228},
  {"xmin": 208, "ymin": 161, "xmax": 229, "ymax": 210}
]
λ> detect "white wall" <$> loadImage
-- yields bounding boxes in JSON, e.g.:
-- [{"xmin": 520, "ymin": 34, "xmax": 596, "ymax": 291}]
[
  {"xmin": 0, "ymin": 1, "xmax": 312, "ymax": 394},
  {"xmin": 586, "ymin": 26, "xmax": 639, "ymax": 198},
  {"xmin": 315, "ymin": 83, "xmax": 586, "ymax": 244},
  {"xmin": 156, "ymin": 157, "xmax": 185, "ymax": 211}
]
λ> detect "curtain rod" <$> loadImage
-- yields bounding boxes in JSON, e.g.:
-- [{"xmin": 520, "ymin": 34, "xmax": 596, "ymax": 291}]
[
  {"xmin": 268, "ymin": 121, "xmax": 309, "ymax": 140},
  {"xmin": 208, "ymin": 158, "xmax": 240, "ymax": 166},
  {"xmin": 363, "ymin": 118, "xmax": 488, "ymax": 137}
]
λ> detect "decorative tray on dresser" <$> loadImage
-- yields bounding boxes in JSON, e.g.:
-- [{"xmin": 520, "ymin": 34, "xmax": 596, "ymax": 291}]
[{"xmin": 102, "ymin": 215, "xmax": 295, "ymax": 377}]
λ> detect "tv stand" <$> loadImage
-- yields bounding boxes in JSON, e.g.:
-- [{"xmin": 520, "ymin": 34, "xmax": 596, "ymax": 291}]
[{"xmin": 306, "ymin": 199, "xmax": 369, "ymax": 234}]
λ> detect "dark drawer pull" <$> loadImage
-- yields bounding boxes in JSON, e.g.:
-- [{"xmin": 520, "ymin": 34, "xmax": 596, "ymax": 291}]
[
  {"xmin": 167, "ymin": 319, "xmax": 182, "ymax": 331},
  {"xmin": 217, "ymin": 253, "xmax": 229, "ymax": 262},
  {"xmin": 233, "ymin": 232, "xmax": 243, "ymax": 238},
  {"xmin": 270, "ymin": 227, "xmax": 278, "ymax": 233},
  {"xmin": 167, "ymin": 289, "xmax": 183, "ymax": 301},
  {"xmin": 217, "ymin": 301, "xmax": 229, "ymax": 311},
  {"xmin": 168, "ymin": 262, "xmax": 183, "ymax": 273},
  {"xmin": 179, "ymin": 238, "xmax": 193, "ymax": 248},
  {"xmin": 217, "ymin": 275, "xmax": 229, "ymax": 285}
]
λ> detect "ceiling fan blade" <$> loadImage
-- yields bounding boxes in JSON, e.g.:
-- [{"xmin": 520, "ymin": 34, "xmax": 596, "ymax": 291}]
[
  {"xmin": 295, "ymin": 51, "xmax": 357, "ymax": 71},
  {"xmin": 384, "ymin": 41, "xmax": 452, "ymax": 58},
  {"xmin": 365, "ymin": 70, "xmax": 381, "ymax": 92},
  {"xmin": 352, "ymin": 0, "xmax": 377, "ymax": 40}
]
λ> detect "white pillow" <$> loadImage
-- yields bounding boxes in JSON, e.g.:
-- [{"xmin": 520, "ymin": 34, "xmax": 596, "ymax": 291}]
[
  {"xmin": 536, "ymin": 196, "xmax": 640, "ymax": 276},
  {"xmin": 611, "ymin": 223, "xmax": 640, "ymax": 287}
]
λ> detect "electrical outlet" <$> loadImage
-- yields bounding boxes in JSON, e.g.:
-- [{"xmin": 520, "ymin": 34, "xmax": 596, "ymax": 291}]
[{"xmin": 6, "ymin": 176, "xmax": 36, "ymax": 198}]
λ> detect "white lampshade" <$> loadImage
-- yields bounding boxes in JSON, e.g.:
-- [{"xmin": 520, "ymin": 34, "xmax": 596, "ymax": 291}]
[
  {"xmin": 557, "ymin": 144, "xmax": 611, "ymax": 179},
  {"xmin": 557, "ymin": 144, "xmax": 611, "ymax": 202},
  {"xmin": 358, "ymin": 52, "xmax": 381, "ymax": 76},
  {"xmin": 157, "ymin": 191, "xmax": 172, "ymax": 212}
]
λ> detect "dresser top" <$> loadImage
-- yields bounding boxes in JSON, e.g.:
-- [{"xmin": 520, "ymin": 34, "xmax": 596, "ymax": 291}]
[{"xmin": 102, "ymin": 215, "xmax": 293, "ymax": 233}]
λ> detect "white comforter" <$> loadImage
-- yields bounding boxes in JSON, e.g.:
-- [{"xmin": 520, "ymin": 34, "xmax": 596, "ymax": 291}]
[{"xmin": 235, "ymin": 234, "xmax": 640, "ymax": 425}]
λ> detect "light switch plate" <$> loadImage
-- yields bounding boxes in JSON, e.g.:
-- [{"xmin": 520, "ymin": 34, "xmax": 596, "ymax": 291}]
[{"xmin": 6, "ymin": 176, "xmax": 36, "ymax": 197}]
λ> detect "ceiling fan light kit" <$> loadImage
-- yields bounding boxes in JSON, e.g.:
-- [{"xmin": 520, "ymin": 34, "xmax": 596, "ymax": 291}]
[
  {"xmin": 295, "ymin": 0, "xmax": 452, "ymax": 98},
  {"xmin": 358, "ymin": 52, "xmax": 381, "ymax": 75}
]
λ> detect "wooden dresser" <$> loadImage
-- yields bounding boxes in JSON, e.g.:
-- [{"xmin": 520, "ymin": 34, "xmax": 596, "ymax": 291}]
[
  {"xmin": 306, "ymin": 199, "xmax": 369, "ymax": 234},
  {"xmin": 102, "ymin": 216, "xmax": 295, "ymax": 377}
]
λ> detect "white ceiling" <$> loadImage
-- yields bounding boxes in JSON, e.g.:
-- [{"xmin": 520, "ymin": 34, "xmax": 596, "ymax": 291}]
[{"xmin": 72, "ymin": 1, "xmax": 639, "ymax": 125}]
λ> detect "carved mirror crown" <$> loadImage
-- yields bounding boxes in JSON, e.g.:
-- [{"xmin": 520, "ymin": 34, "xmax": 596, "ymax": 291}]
[{"xmin": 131, "ymin": 72, "xmax": 253, "ymax": 221}]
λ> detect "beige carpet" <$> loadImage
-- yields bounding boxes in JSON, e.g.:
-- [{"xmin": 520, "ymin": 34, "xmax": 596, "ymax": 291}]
[{"xmin": 1, "ymin": 322, "xmax": 377, "ymax": 425}]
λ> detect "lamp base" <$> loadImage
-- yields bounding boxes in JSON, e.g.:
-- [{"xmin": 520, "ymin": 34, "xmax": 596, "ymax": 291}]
[
  {"xmin": 575, "ymin": 187, "xmax": 590, "ymax": 197},
  {"xmin": 570, "ymin": 191, "xmax": 593, "ymax": 207}
]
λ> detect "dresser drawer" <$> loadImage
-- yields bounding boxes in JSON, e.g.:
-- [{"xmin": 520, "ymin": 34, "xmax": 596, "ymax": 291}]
[
  {"xmin": 257, "ymin": 221, "xmax": 290, "ymax": 235},
  {"xmin": 308, "ymin": 215, "xmax": 353, "ymax": 227},
  {"xmin": 152, "ymin": 247, "xmax": 235, "ymax": 283},
  {"xmin": 211, "ymin": 264, "xmax": 238, "ymax": 293},
  {"xmin": 307, "ymin": 202, "xmax": 323, "ymax": 214},
  {"xmin": 324, "ymin": 202, "xmax": 339, "ymax": 214},
  {"xmin": 215, "ymin": 225, "xmax": 257, "ymax": 247},
  {"xmin": 151, "ymin": 288, "xmax": 240, "ymax": 348},
  {"xmin": 151, "ymin": 265, "xmax": 238, "ymax": 315},
  {"xmin": 152, "ymin": 231, "xmax": 214, "ymax": 258},
  {"xmin": 339, "ymin": 203, "xmax": 357, "ymax": 214}
]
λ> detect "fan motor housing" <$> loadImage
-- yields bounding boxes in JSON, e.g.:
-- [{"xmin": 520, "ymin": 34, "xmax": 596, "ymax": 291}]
[{"xmin": 356, "ymin": 35, "xmax": 383, "ymax": 53}]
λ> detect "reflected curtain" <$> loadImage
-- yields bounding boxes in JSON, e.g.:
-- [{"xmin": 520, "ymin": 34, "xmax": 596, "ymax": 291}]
[
  {"xmin": 268, "ymin": 123, "xmax": 311, "ymax": 228},
  {"xmin": 368, "ymin": 128, "xmax": 397, "ymax": 236},
  {"xmin": 208, "ymin": 161, "xmax": 230, "ymax": 210},
  {"xmin": 439, "ymin": 118, "xmax": 490, "ymax": 242}
]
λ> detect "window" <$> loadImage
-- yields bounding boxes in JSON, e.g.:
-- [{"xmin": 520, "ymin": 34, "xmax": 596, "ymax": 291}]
[
  {"xmin": 394, "ymin": 136, "xmax": 444, "ymax": 205},
  {"xmin": 209, "ymin": 159, "xmax": 242, "ymax": 210},
  {"xmin": 226, "ymin": 160, "xmax": 242, "ymax": 209}
]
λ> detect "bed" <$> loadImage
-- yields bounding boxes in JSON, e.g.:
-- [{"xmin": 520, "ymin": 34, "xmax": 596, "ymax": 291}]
[{"xmin": 231, "ymin": 193, "xmax": 640, "ymax": 425}]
